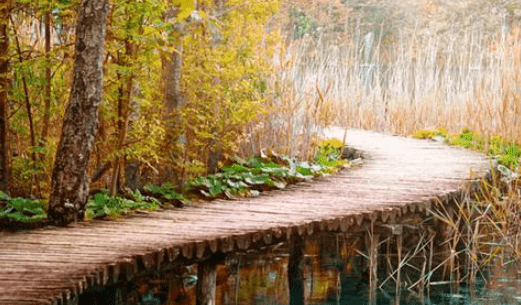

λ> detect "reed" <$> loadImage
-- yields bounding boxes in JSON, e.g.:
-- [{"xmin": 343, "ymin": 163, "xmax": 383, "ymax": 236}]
[
  {"xmin": 262, "ymin": 0, "xmax": 521, "ymax": 295},
  {"xmin": 420, "ymin": 176, "xmax": 521, "ymax": 291},
  {"xmin": 271, "ymin": 1, "xmax": 521, "ymax": 145}
]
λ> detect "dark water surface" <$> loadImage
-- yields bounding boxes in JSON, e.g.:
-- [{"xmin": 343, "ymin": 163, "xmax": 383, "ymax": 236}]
[{"xmin": 128, "ymin": 237, "xmax": 521, "ymax": 305}]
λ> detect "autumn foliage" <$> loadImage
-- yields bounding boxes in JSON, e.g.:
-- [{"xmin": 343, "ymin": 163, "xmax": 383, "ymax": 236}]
[{"xmin": 2, "ymin": 0, "xmax": 284, "ymax": 198}]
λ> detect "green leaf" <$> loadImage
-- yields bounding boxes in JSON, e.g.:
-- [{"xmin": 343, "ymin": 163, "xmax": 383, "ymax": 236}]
[
  {"xmin": 226, "ymin": 179, "xmax": 238, "ymax": 188},
  {"xmin": 261, "ymin": 166, "xmax": 288, "ymax": 177}
]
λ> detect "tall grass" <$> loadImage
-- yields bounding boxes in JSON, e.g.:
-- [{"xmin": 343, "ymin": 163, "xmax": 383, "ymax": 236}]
[{"xmin": 271, "ymin": 2, "xmax": 521, "ymax": 145}]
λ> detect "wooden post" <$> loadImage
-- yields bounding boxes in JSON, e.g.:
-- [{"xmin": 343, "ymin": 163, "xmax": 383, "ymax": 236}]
[
  {"xmin": 288, "ymin": 234, "xmax": 305, "ymax": 305},
  {"xmin": 196, "ymin": 259, "xmax": 217, "ymax": 305}
]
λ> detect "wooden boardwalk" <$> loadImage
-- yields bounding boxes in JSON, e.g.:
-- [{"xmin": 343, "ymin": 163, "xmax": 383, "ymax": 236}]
[{"xmin": 0, "ymin": 129, "xmax": 491, "ymax": 304}]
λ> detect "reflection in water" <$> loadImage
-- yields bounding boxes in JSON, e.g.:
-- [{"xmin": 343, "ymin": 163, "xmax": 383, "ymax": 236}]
[{"xmin": 119, "ymin": 234, "xmax": 521, "ymax": 305}]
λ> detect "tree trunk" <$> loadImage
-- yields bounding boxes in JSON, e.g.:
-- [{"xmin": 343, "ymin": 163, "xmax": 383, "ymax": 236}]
[
  {"xmin": 41, "ymin": 9, "xmax": 52, "ymax": 142},
  {"xmin": 0, "ymin": 0, "xmax": 10, "ymax": 193},
  {"xmin": 109, "ymin": 39, "xmax": 134, "ymax": 196},
  {"xmin": 162, "ymin": 42, "xmax": 184, "ymax": 129},
  {"xmin": 161, "ymin": 3, "xmax": 187, "ymax": 182},
  {"xmin": 161, "ymin": 37, "xmax": 185, "ymax": 184},
  {"xmin": 48, "ymin": 0, "xmax": 109, "ymax": 226},
  {"xmin": 161, "ymin": 5, "xmax": 184, "ymax": 135}
]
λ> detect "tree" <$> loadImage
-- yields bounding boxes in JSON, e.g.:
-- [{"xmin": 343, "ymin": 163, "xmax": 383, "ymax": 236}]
[
  {"xmin": 181, "ymin": 0, "xmax": 280, "ymax": 177},
  {"xmin": 48, "ymin": 0, "xmax": 109, "ymax": 226},
  {"xmin": 160, "ymin": 3, "xmax": 191, "ymax": 185},
  {"xmin": 3, "ymin": 0, "xmax": 281, "ymax": 204},
  {"xmin": 0, "ymin": 0, "xmax": 10, "ymax": 193}
]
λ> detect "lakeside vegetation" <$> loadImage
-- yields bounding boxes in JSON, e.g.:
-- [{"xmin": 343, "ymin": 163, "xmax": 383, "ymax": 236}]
[{"xmin": 412, "ymin": 127, "xmax": 521, "ymax": 289}]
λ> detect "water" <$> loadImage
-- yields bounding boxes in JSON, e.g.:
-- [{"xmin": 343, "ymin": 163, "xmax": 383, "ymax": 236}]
[{"xmin": 124, "ymin": 238, "xmax": 521, "ymax": 305}]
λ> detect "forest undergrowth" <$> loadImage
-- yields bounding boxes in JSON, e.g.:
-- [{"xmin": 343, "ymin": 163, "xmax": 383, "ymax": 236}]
[
  {"xmin": 0, "ymin": 138, "xmax": 354, "ymax": 229},
  {"xmin": 0, "ymin": 0, "xmax": 336, "ymax": 227}
]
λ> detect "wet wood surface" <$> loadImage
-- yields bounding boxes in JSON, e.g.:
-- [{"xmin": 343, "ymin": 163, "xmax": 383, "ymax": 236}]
[{"xmin": 0, "ymin": 129, "xmax": 491, "ymax": 304}]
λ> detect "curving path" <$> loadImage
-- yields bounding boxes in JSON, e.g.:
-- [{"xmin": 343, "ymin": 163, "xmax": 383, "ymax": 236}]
[{"xmin": 0, "ymin": 128, "xmax": 491, "ymax": 304}]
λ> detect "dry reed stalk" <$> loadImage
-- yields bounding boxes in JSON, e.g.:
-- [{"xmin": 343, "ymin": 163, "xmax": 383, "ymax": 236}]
[{"xmin": 273, "ymin": 3, "xmax": 521, "ymax": 146}]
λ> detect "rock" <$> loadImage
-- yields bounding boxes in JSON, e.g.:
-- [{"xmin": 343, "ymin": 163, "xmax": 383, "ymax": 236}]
[
  {"xmin": 350, "ymin": 158, "xmax": 363, "ymax": 166},
  {"xmin": 342, "ymin": 146, "xmax": 362, "ymax": 159},
  {"xmin": 248, "ymin": 190, "xmax": 260, "ymax": 197}
]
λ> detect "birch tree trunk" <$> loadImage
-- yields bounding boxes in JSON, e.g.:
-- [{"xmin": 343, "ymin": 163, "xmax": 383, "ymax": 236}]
[
  {"xmin": 48, "ymin": 0, "xmax": 109, "ymax": 226},
  {"xmin": 0, "ymin": 0, "xmax": 10, "ymax": 193}
]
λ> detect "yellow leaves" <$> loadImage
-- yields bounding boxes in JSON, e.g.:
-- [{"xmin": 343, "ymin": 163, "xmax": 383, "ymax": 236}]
[
  {"xmin": 171, "ymin": 0, "xmax": 194, "ymax": 22},
  {"xmin": 164, "ymin": 0, "xmax": 282, "ymax": 178}
]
